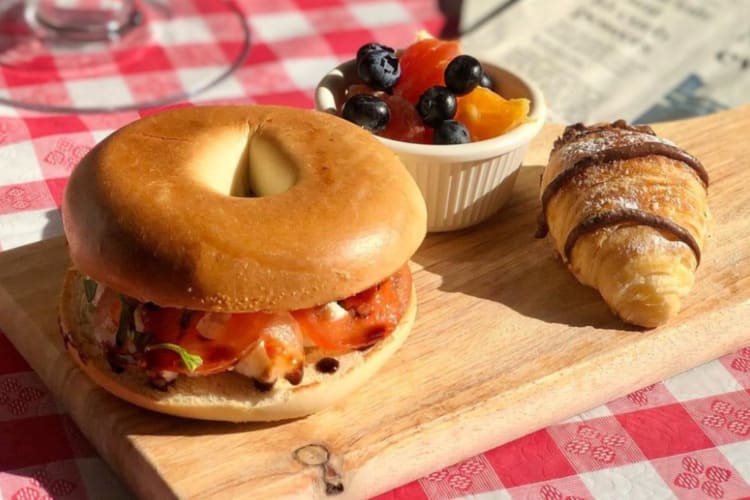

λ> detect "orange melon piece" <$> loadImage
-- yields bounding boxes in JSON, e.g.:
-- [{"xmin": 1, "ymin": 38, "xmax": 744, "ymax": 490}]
[{"xmin": 456, "ymin": 87, "xmax": 529, "ymax": 141}]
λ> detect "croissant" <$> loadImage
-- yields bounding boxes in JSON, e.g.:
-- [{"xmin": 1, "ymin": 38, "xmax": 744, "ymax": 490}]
[{"xmin": 536, "ymin": 120, "xmax": 710, "ymax": 327}]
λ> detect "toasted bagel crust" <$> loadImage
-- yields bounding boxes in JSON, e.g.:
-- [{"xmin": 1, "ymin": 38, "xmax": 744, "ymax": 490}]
[
  {"xmin": 59, "ymin": 269, "xmax": 416, "ymax": 422},
  {"xmin": 62, "ymin": 105, "xmax": 426, "ymax": 312}
]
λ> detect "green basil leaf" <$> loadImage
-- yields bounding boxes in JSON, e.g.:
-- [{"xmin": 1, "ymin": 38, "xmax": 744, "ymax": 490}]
[
  {"xmin": 116, "ymin": 297, "xmax": 134, "ymax": 347},
  {"xmin": 83, "ymin": 278, "xmax": 97, "ymax": 303},
  {"xmin": 145, "ymin": 343, "xmax": 203, "ymax": 372}
]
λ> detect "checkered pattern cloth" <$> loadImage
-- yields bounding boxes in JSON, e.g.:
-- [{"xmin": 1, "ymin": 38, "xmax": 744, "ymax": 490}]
[
  {"xmin": 1, "ymin": 1, "xmax": 749, "ymax": 499},
  {"xmin": 375, "ymin": 350, "xmax": 750, "ymax": 499}
]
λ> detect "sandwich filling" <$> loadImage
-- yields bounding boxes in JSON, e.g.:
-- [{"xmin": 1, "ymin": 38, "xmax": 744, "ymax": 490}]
[{"xmin": 82, "ymin": 265, "xmax": 412, "ymax": 391}]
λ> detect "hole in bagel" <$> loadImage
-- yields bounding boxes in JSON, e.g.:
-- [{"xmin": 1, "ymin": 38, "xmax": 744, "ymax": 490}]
[
  {"xmin": 245, "ymin": 133, "xmax": 297, "ymax": 197},
  {"xmin": 194, "ymin": 130, "xmax": 298, "ymax": 198}
]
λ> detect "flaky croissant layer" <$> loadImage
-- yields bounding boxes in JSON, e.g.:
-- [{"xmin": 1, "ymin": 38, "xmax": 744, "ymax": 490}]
[{"xmin": 538, "ymin": 121, "xmax": 709, "ymax": 327}]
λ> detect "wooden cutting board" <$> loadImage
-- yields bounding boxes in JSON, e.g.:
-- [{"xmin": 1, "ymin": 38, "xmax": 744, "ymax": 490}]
[{"xmin": 1, "ymin": 106, "xmax": 749, "ymax": 499}]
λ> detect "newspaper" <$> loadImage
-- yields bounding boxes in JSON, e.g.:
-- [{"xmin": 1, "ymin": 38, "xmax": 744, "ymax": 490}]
[{"xmin": 460, "ymin": 0, "xmax": 750, "ymax": 124}]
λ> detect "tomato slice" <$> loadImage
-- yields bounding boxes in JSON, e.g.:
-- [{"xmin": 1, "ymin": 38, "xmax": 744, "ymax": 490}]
[
  {"xmin": 141, "ymin": 308, "xmax": 274, "ymax": 375},
  {"xmin": 97, "ymin": 267, "xmax": 412, "ymax": 375},
  {"xmin": 255, "ymin": 312, "xmax": 305, "ymax": 384},
  {"xmin": 393, "ymin": 38, "xmax": 461, "ymax": 104},
  {"xmin": 292, "ymin": 265, "xmax": 412, "ymax": 353}
]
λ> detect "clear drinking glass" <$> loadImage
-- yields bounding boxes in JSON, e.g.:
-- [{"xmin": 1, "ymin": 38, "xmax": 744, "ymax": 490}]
[
  {"xmin": 32, "ymin": 0, "xmax": 140, "ymax": 39},
  {"xmin": 0, "ymin": 0, "xmax": 250, "ymax": 112}
]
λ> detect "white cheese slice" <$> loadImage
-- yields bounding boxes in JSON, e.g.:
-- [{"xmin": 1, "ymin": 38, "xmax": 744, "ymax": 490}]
[
  {"xmin": 320, "ymin": 301, "xmax": 349, "ymax": 322},
  {"xmin": 234, "ymin": 341, "xmax": 271, "ymax": 381}
]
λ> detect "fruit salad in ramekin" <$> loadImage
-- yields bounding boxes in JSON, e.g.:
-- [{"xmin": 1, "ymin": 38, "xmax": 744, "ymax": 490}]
[{"xmin": 316, "ymin": 36, "xmax": 546, "ymax": 232}]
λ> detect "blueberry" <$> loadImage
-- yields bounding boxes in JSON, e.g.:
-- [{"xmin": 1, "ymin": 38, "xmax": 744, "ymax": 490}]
[
  {"xmin": 417, "ymin": 86, "xmax": 457, "ymax": 127},
  {"xmin": 434, "ymin": 120, "xmax": 471, "ymax": 145},
  {"xmin": 341, "ymin": 94, "xmax": 390, "ymax": 133},
  {"xmin": 479, "ymin": 71, "xmax": 494, "ymax": 89},
  {"xmin": 357, "ymin": 50, "xmax": 400, "ymax": 91},
  {"xmin": 444, "ymin": 55, "xmax": 483, "ymax": 96},
  {"xmin": 356, "ymin": 43, "xmax": 394, "ymax": 67}
]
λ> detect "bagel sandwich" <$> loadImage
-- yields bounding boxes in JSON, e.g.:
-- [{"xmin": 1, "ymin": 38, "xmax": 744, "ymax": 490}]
[{"xmin": 59, "ymin": 105, "xmax": 427, "ymax": 422}]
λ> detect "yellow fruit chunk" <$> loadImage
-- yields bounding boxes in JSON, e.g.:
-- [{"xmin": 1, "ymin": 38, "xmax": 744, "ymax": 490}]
[{"xmin": 456, "ymin": 87, "xmax": 530, "ymax": 142}]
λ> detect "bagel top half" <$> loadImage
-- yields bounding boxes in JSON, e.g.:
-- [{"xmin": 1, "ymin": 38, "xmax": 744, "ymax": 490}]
[{"xmin": 62, "ymin": 105, "xmax": 427, "ymax": 312}]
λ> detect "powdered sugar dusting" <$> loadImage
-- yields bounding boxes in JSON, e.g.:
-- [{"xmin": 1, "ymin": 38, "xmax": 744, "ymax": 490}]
[
  {"xmin": 591, "ymin": 224, "xmax": 683, "ymax": 259},
  {"xmin": 571, "ymin": 158, "xmax": 692, "ymax": 218},
  {"xmin": 621, "ymin": 226, "xmax": 687, "ymax": 257}
]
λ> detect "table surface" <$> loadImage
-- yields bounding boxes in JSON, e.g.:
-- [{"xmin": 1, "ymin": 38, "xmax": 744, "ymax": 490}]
[{"xmin": 1, "ymin": 1, "xmax": 749, "ymax": 499}]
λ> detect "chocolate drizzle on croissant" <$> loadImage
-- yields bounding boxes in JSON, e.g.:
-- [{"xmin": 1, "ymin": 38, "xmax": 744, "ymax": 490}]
[
  {"xmin": 537, "ymin": 121, "xmax": 709, "ymax": 267},
  {"xmin": 564, "ymin": 209, "xmax": 702, "ymax": 265}
]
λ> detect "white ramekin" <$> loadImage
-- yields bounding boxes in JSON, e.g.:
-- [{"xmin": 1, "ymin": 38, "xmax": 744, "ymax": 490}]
[{"xmin": 315, "ymin": 59, "xmax": 546, "ymax": 232}]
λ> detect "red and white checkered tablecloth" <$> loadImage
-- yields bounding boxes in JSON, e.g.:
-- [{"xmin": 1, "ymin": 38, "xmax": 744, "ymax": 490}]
[{"xmin": 1, "ymin": 1, "xmax": 749, "ymax": 499}]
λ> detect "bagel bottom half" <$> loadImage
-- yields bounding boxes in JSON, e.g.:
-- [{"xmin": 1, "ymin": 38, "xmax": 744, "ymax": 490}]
[{"xmin": 58, "ymin": 269, "xmax": 416, "ymax": 422}]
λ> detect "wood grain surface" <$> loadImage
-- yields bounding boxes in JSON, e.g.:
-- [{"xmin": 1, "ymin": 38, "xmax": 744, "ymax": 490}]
[{"xmin": 0, "ymin": 106, "xmax": 748, "ymax": 499}]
